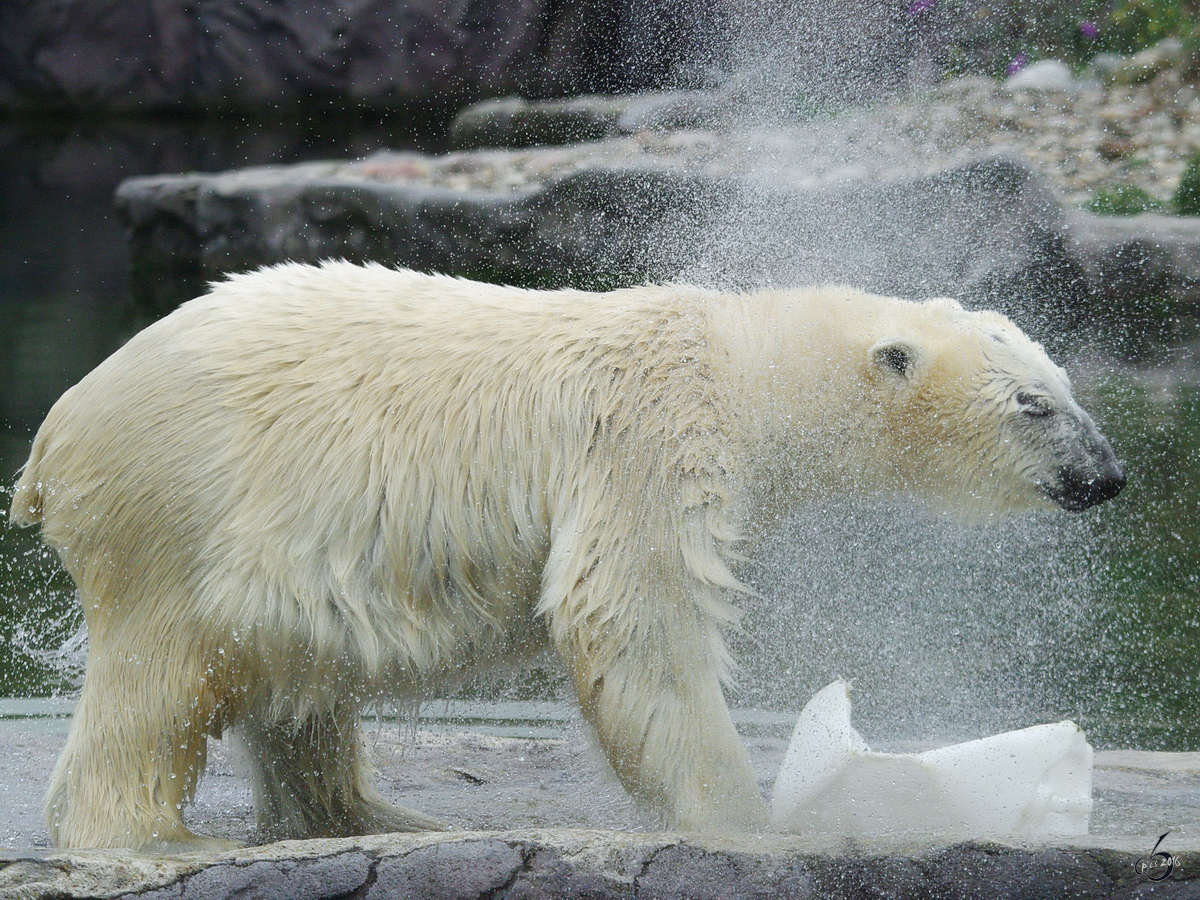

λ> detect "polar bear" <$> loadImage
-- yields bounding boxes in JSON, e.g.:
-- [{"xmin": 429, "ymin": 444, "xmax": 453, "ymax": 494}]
[{"xmin": 10, "ymin": 263, "xmax": 1124, "ymax": 851}]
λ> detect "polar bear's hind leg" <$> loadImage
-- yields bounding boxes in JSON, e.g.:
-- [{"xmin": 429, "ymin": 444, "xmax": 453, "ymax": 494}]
[
  {"xmin": 236, "ymin": 701, "xmax": 445, "ymax": 841},
  {"xmin": 45, "ymin": 623, "xmax": 236, "ymax": 852}
]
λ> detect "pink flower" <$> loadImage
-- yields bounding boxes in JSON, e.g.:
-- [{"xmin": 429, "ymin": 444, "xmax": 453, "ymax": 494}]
[
  {"xmin": 1006, "ymin": 54, "xmax": 1028, "ymax": 76},
  {"xmin": 908, "ymin": 0, "xmax": 936, "ymax": 13},
  {"xmin": 1080, "ymin": 20, "xmax": 1099, "ymax": 40}
]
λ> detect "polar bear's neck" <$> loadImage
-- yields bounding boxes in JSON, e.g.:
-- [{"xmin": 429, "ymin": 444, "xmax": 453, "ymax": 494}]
[{"xmin": 703, "ymin": 287, "xmax": 891, "ymax": 539}]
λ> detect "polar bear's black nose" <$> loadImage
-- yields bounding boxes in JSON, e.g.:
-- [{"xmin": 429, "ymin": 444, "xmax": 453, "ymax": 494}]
[{"xmin": 1053, "ymin": 463, "xmax": 1126, "ymax": 511}]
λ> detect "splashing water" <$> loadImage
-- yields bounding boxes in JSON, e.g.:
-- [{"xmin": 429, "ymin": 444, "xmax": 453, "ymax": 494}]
[
  {"xmin": 733, "ymin": 499, "xmax": 1106, "ymax": 745},
  {"xmin": 0, "ymin": 495, "xmax": 85, "ymax": 697}
]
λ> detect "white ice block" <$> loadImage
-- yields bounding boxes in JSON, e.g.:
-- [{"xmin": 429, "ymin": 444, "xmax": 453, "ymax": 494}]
[{"xmin": 770, "ymin": 681, "xmax": 1093, "ymax": 838}]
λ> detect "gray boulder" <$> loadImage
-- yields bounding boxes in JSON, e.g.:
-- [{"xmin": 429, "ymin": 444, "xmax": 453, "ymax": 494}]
[
  {"xmin": 1067, "ymin": 210, "xmax": 1200, "ymax": 305},
  {"xmin": 115, "ymin": 151, "xmax": 1088, "ymax": 322}
]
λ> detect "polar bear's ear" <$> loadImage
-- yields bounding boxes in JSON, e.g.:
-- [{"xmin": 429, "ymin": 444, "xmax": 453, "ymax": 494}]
[{"xmin": 869, "ymin": 338, "xmax": 918, "ymax": 382}]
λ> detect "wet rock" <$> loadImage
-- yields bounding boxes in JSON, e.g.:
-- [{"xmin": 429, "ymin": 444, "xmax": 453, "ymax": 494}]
[
  {"xmin": 688, "ymin": 155, "xmax": 1087, "ymax": 320},
  {"xmin": 1086, "ymin": 54, "xmax": 1132, "ymax": 86},
  {"xmin": 449, "ymin": 97, "xmax": 636, "ymax": 150},
  {"xmin": 924, "ymin": 845, "xmax": 1114, "ymax": 899},
  {"xmin": 1106, "ymin": 38, "xmax": 1186, "ymax": 86},
  {"xmin": 1066, "ymin": 210, "xmax": 1200, "ymax": 304},
  {"xmin": 2, "ymin": 723, "xmax": 1199, "ymax": 899},
  {"xmin": 183, "ymin": 853, "xmax": 372, "ymax": 900},
  {"xmin": 496, "ymin": 846, "xmax": 629, "ymax": 900},
  {"xmin": 448, "ymin": 92, "xmax": 727, "ymax": 150},
  {"xmin": 0, "ymin": 849, "xmax": 193, "ymax": 899},
  {"xmin": 115, "ymin": 149, "xmax": 1086, "ymax": 319},
  {"xmin": 444, "ymin": 65, "xmax": 1200, "ymax": 215},
  {"xmin": 638, "ymin": 843, "xmax": 816, "ymax": 900},
  {"xmin": 106, "ymin": 58, "xmax": 1200, "ymax": 319},
  {"xmin": 369, "ymin": 840, "xmax": 522, "ymax": 900},
  {"xmin": 0, "ymin": 833, "xmax": 1195, "ymax": 900}
]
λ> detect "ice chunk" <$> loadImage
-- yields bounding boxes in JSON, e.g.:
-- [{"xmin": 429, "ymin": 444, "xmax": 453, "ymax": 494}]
[{"xmin": 770, "ymin": 681, "xmax": 1093, "ymax": 837}]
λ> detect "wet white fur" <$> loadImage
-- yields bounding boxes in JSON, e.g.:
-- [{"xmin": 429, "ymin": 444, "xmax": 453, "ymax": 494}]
[{"xmin": 11, "ymin": 263, "xmax": 1080, "ymax": 850}]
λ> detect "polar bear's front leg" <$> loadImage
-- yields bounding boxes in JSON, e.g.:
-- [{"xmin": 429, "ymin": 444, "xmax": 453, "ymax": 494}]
[
  {"xmin": 541, "ymin": 533, "xmax": 767, "ymax": 832},
  {"xmin": 568, "ymin": 645, "xmax": 767, "ymax": 832}
]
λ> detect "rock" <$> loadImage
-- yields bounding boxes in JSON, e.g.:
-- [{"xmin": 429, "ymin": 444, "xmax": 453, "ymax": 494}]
[
  {"xmin": 1066, "ymin": 210, "xmax": 1200, "ymax": 304},
  {"xmin": 369, "ymin": 841, "xmax": 522, "ymax": 900},
  {"xmin": 1085, "ymin": 53, "xmax": 1130, "ymax": 86},
  {"xmin": 448, "ymin": 92, "xmax": 727, "ymax": 150},
  {"xmin": 184, "ymin": 853, "xmax": 372, "ymax": 900},
  {"xmin": 1005, "ymin": 60, "xmax": 1075, "ymax": 92},
  {"xmin": 0, "ymin": 832, "xmax": 1196, "ymax": 900},
  {"xmin": 114, "ymin": 149, "xmax": 1088, "ymax": 321},
  {"xmin": 638, "ymin": 843, "xmax": 816, "ymax": 900},
  {"xmin": 684, "ymin": 155, "xmax": 1088, "ymax": 322},
  {"xmin": 0, "ymin": 0, "xmax": 717, "ymax": 113},
  {"xmin": 449, "ymin": 97, "xmax": 634, "ymax": 150},
  {"xmin": 1, "ymin": 717, "xmax": 1199, "ymax": 898},
  {"xmin": 1108, "ymin": 38, "xmax": 1186, "ymax": 85},
  {"xmin": 920, "ymin": 846, "xmax": 1114, "ymax": 900}
]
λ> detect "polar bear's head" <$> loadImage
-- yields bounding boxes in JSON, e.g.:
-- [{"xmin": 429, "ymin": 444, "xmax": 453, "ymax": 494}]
[{"xmin": 857, "ymin": 299, "xmax": 1124, "ymax": 515}]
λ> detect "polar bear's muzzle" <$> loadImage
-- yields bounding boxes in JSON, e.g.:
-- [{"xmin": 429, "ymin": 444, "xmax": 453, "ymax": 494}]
[
  {"xmin": 1039, "ymin": 406, "xmax": 1126, "ymax": 512},
  {"xmin": 1048, "ymin": 460, "xmax": 1126, "ymax": 511}
]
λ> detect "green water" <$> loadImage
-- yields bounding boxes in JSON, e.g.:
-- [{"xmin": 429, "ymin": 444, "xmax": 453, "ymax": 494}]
[
  {"xmin": 0, "ymin": 491, "xmax": 80, "ymax": 696},
  {"xmin": 1065, "ymin": 365, "xmax": 1200, "ymax": 749}
]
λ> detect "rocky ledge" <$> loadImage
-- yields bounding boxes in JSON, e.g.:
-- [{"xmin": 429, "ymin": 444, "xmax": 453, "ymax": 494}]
[{"xmin": 2, "ymin": 830, "xmax": 1197, "ymax": 900}]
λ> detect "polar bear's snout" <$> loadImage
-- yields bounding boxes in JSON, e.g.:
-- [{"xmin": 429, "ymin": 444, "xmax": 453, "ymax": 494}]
[
  {"xmin": 1052, "ymin": 461, "xmax": 1125, "ymax": 511},
  {"xmin": 1040, "ymin": 405, "xmax": 1125, "ymax": 511}
]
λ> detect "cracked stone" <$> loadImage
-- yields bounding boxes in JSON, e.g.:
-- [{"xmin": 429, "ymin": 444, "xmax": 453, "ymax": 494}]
[
  {"xmin": 367, "ymin": 840, "xmax": 523, "ymax": 900},
  {"xmin": 179, "ymin": 853, "xmax": 371, "ymax": 900}
]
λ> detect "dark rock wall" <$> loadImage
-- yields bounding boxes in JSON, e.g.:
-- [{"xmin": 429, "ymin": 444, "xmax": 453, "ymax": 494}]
[{"xmin": 0, "ymin": 0, "xmax": 722, "ymax": 113}]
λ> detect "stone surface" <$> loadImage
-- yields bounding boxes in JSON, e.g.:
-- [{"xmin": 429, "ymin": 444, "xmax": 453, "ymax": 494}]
[
  {"xmin": 114, "ymin": 147, "xmax": 1091, "ymax": 321},
  {"xmin": 448, "ymin": 93, "xmax": 728, "ymax": 150},
  {"xmin": 4, "ymin": 707, "xmax": 1200, "ymax": 852},
  {"xmin": 447, "ymin": 68, "xmax": 1200, "ymax": 212},
  {"xmin": 1004, "ymin": 59, "xmax": 1076, "ymax": 92},
  {"xmin": 0, "ymin": 0, "xmax": 718, "ymax": 114},
  {"xmin": 0, "ymin": 831, "xmax": 1196, "ymax": 900},
  {"xmin": 1067, "ymin": 210, "xmax": 1200, "ymax": 304},
  {"xmin": 183, "ymin": 853, "xmax": 372, "ymax": 900},
  {"xmin": 368, "ymin": 840, "xmax": 523, "ymax": 899},
  {"xmin": 0, "ymin": 702, "xmax": 1198, "ymax": 898},
  {"xmin": 110, "ymin": 64, "xmax": 1200, "ymax": 320},
  {"xmin": 1106, "ymin": 39, "xmax": 1187, "ymax": 86}
]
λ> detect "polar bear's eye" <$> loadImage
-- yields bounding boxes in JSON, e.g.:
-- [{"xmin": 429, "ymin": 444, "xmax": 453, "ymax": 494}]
[{"xmin": 1016, "ymin": 392, "xmax": 1053, "ymax": 417}]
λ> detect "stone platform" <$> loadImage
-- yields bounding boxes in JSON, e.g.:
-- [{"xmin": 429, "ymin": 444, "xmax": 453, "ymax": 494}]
[
  {"xmin": 0, "ymin": 703, "xmax": 1197, "ymax": 898},
  {"xmin": 4, "ymin": 830, "xmax": 1199, "ymax": 900}
]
